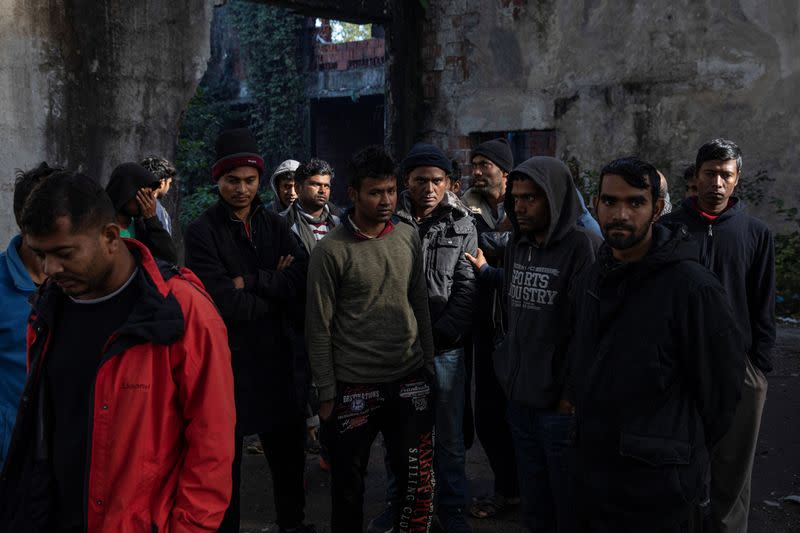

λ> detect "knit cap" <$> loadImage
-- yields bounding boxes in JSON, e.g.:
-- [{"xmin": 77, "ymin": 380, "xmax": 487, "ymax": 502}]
[
  {"xmin": 106, "ymin": 163, "xmax": 161, "ymax": 212},
  {"xmin": 471, "ymin": 137, "xmax": 514, "ymax": 172},
  {"xmin": 400, "ymin": 143, "xmax": 452, "ymax": 177},
  {"xmin": 211, "ymin": 128, "xmax": 265, "ymax": 180}
]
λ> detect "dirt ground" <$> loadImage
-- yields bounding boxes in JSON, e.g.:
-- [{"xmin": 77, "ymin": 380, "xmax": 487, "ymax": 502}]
[{"xmin": 239, "ymin": 325, "xmax": 800, "ymax": 532}]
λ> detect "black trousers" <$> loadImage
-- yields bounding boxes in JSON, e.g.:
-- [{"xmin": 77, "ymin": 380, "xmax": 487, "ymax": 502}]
[
  {"xmin": 217, "ymin": 417, "xmax": 307, "ymax": 532},
  {"xmin": 327, "ymin": 369, "xmax": 435, "ymax": 533},
  {"xmin": 473, "ymin": 323, "xmax": 519, "ymax": 498}
]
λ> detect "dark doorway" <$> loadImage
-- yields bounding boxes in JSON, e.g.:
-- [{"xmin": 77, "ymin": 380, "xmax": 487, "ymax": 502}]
[{"xmin": 311, "ymin": 94, "xmax": 385, "ymax": 206}]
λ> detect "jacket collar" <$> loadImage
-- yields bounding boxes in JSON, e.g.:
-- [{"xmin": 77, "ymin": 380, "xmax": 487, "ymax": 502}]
[
  {"xmin": 214, "ymin": 193, "xmax": 265, "ymax": 224},
  {"xmin": 4, "ymin": 235, "xmax": 37, "ymax": 292},
  {"xmin": 31, "ymin": 239, "xmax": 184, "ymax": 350}
]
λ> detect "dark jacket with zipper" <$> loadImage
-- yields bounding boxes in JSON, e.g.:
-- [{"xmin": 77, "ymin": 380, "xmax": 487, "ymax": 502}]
[
  {"xmin": 662, "ymin": 197, "xmax": 776, "ymax": 373},
  {"xmin": 132, "ymin": 215, "xmax": 178, "ymax": 264},
  {"xmin": 493, "ymin": 157, "xmax": 600, "ymax": 408},
  {"xmin": 396, "ymin": 190, "xmax": 478, "ymax": 352},
  {"xmin": 0, "ymin": 240, "xmax": 235, "ymax": 533},
  {"xmin": 568, "ymin": 223, "xmax": 745, "ymax": 529},
  {"xmin": 184, "ymin": 196, "xmax": 308, "ymax": 435}
]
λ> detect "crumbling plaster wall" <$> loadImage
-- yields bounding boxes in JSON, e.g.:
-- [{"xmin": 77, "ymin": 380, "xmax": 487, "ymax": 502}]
[
  {"xmin": 420, "ymin": 0, "xmax": 800, "ymax": 225},
  {"xmin": 0, "ymin": 0, "xmax": 214, "ymax": 244}
]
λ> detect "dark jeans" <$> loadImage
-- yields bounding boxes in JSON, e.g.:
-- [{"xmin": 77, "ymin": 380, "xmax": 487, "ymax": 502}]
[
  {"xmin": 217, "ymin": 417, "xmax": 307, "ymax": 532},
  {"xmin": 474, "ymin": 329, "xmax": 519, "ymax": 497},
  {"xmin": 328, "ymin": 369, "xmax": 435, "ymax": 533},
  {"xmin": 507, "ymin": 402, "xmax": 575, "ymax": 533}
]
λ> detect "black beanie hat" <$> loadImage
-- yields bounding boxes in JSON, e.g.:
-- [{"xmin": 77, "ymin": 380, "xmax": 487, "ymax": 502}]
[
  {"xmin": 212, "ymin": 128, "xmax": 265, "ymax": 180},
  {"xmin": 106, "ymin": 162, "xmax": 161, "ymax": 212},
  {"xmin": 471, "ymin": 137, "xmax": 513, "ymax": 173},
  {"xmin": 400, "ymin": 143, "xmax": 453, "ymax": 177}
]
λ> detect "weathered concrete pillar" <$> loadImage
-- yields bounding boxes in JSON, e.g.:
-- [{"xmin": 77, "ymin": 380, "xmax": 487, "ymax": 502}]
[{"xmin": 0, "ymin": 0, "xmax": 215, "ymax": 244}]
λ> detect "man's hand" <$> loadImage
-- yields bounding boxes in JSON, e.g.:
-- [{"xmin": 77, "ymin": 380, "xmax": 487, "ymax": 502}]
[
  {"xmin": 319, "ymin": 400, "xmax": 335, "ymax": 421},
  {"xmin": 277, "ymin": 255, "xmax": 294, "ymax": 271},
  {"xmin": 136, "ymin": 188, "xmax": 157, "ymax": 219},
  {"xmin": 556, "ymin": 399, "xmax": 575, "ymax": 416},
  {"xmin": 464, "ymin": 248, "xmax": 487, "ymax": 271},
  {"xmin": 232, "ymin": 276, "xmax": 245, "ymax": 289}
]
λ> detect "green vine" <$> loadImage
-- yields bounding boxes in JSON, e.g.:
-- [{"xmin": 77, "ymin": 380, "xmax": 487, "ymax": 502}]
[{"xmin": 229, "ymin": 0, "xmax": 307, "ymax": 173}]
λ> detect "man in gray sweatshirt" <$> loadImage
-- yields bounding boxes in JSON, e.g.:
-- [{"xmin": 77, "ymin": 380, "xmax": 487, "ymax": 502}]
[{"xmin": 306, "ymin": 146, "xmax": 435, "ymax": 533}]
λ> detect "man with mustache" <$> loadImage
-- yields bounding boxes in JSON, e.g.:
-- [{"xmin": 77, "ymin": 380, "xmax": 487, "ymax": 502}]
[
  {"xmin": 306, "ymin": 146, "xmax": 435, "ymax": 533},
  {"xmin": 283, "ymin": 158, "xmax": 340, "ymax": 256},
  {"xmin": 1, "ymin": 172, "xmax": 235, "ymax": 533},
  {"xmin": 663, "ymin": 139, "xmax": 775, "ymax": 533},
  {"xmin": 369, "ymin": 143, "xmax": 477, "ymax": 533},
  {"xmin": 461, "ymin": 138, "xmax": 520, "ymax": 519},
  {"xmin": 568, "ymin": 157, "xmax": 744, "ymax": 532},
  {"xmin": 185, "ymin": 128, "xmax": 315, "ymax": 533}
]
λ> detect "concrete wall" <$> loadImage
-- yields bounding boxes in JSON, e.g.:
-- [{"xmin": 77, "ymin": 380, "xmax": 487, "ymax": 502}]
[
  {"xmin": 0, "ymin": 0, "xmax": 214, "ymax": 245},
  {"xmin": 419, "ymin": 0, "xmax": 800, "ymax": 226}
]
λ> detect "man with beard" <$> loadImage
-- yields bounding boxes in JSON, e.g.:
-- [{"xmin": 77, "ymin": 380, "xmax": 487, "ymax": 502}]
[
  {"xmin": 1, "ymin": 172, "xmax": 235, "ymax": 533},
  {"xmin": 461, "ymin": 138, "xmax": 519, "ymax": 519},
  {"xmin": 185, "ymin": 128, "xmax": 314, "ymax": 533},
  {"xmin": 267, "ymin": 159, "xmax": 301, "ymax": 213},
  {"xmin": 306, "ymin": 146, "xmax": 435, "ymax": 533},
  {"xmin": 568, "ymin": 157, "xmax": 744, "ymax": 532},
  {"xmin": 663, "ymin": 139, "xmax": 775, "ymax": 533},
  {"xmin": 283, "ymin": 158, "xmax": 340, "ymax": 255}
]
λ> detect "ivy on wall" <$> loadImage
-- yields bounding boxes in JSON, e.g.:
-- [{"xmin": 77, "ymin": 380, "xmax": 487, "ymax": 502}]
[
  {"xmin": 229, "ymin": 0, "xmax": 307, "ymax": 173},
  {"xmin": 176, "ymin": 0, "xmax": 308, "ymax": 227}
]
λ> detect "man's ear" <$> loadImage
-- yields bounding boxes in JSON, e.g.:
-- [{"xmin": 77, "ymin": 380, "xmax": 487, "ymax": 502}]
[
  {"xmin": 653, "ymin": 197, "xmax": 666, "ymax": 222},
  {"xmin": 592, "ymin": 194, "xmax": 600, "ymax": 212},
  {"xmin": 101, "ymin": 222, "xmax": 123, "ymax": 252},
  {"xmin": 347, "ymin": 186, "xmax": 357, "ymax": 205}
]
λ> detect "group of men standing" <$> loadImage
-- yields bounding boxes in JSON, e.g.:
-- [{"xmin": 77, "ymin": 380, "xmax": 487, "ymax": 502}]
[{"xmin": 0, "ymin": 125, "xmax": 775, "ymax": 533}]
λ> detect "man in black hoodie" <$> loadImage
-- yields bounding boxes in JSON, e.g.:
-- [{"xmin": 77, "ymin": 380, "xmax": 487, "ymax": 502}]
[
  {"xmin": 184, "ymin": 128, "xmax": 314, "ymax": 533},
  {"xmin": 569, "ymin": 157, "xmax": 744, "ymax": 532},
  {"xmin": 662, "ymin": 139, "xmax": 774, "ymax": 533},
  {"xmin": 486, "ymin": 157, "xmax": 599, "ymax": 532}
]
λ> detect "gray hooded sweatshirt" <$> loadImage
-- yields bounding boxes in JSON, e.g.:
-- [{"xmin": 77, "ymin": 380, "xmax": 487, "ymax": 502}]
[{"xmin": 495, "ymin": 157, "xmax": 601, "ymax": 409}]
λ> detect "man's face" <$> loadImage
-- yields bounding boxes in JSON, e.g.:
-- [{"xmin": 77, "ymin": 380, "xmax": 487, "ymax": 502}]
[
  {"xmin": 276, "ymin": 174, "xmax": 298, "ymax": 208},
  {"xmin": 596, "ymin": 174, "xmax": 661, "ymax": 252},
  {"xmin": 349, "ymin": 176, "xmax": 397, "ymax": 225},
  {"xmin": 26, "ymin": 216, "xmax": 118, "ymax": 299},
  {"xmin": 695, "ymin": 159, "xmax": 739, "ymax": 214},
  {"xmin": 510, "ymin": 178, "xmax": 550, "ymax": 236},
  {"xmin": 156, "ymin": 176, "xmax": 173, "ymax": 198},
  {"xmin": 405, "ymin": 166, "xmax": 449, "ymax": 213},
  {"xmin": 219, "ymin": 166, "xmax": 260, "ymax": 210},
  {"xmin": 471, "ymin": 156, "xmax": 507, "ymax": 198},
  {"xmin": 685, "ymin": 179, "xmax": 698, "ymax": 198},
  {"xmin": 298, "ymin": 174, "xmax": 331, "ymax": 212}
]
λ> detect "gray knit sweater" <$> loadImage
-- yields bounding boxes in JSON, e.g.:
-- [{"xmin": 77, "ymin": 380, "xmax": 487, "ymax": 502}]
[{"xmin": 305, "ymin": 219, "xmax": 435, "ymax": 401}]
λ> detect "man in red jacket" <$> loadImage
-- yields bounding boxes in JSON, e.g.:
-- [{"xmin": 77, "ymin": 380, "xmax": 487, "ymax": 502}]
[{"xmin": 0, "ymin": 171, "xmax": 236, "ymax": 533}]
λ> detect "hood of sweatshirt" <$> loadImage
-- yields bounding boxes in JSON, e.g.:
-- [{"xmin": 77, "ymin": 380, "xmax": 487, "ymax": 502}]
[
  {"xmin": 504, "ymin": 157, "xmax": 580, "ymax": 247},
  {"xmin": 269, "ymin": 159, "xmax": 300, "ymax": 200}
]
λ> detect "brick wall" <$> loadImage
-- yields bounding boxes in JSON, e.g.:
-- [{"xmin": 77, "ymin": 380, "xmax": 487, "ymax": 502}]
[{"xmin": 314, "ymin": 38, "xmax": 385, "ymax": 71}]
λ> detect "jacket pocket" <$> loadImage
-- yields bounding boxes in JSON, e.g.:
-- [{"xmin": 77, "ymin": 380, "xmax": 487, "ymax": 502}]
[{"xmin": 619, "ymin": 432, "xmax": 690, "ymax": 466}]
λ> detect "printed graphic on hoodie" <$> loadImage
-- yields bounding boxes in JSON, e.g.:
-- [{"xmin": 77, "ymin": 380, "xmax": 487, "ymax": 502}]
[{"xmin": 508, "ymin": 263, "xmax": 560, "ymax": 310}]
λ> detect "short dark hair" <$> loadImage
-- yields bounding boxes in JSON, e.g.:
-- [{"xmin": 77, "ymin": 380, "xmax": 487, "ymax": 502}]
[
  {"xmin": 140, "ymin": 156, "xmax": 177, "ymax": 180},
  {"xmin": 599, "ymin": 157, "xmax": 661, "ymax": 203},
  {"xmin": 14, "ymin": 162, "xmax": 63, "ymax": 228},
  {"xmin": 20, "ymin": 171, "xmax": 116, "ymax": 236},
  {"xmin": 696, "ymin": 138, "xmax": 742, "ymax": 174},
  {"xmin": 349, "ymin": 146, "xmax": 396, "ymax": 190},
  {"xmin": 295, "ymin": 158, "xmax": 334, "ymax": 185},
  {"xmin": 275, "ymin": 172, "xmax": 295, "ymax": 186},
  {"xmin": 683, "ymin": 164, "xmax": 696, "ymax": 181}
]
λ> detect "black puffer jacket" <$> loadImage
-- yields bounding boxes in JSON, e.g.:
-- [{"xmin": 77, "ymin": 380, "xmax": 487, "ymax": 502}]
[
  {"xmin": 396, "ymin": 190, "xmax": 478, "ymax": 352},
  {"xmin": 184, "ymin": 196, "xmax": 308, "ymax": 434},
  {"xmin": 568, "ymin": 223, "xmax": 745, "ymax": 529}
]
